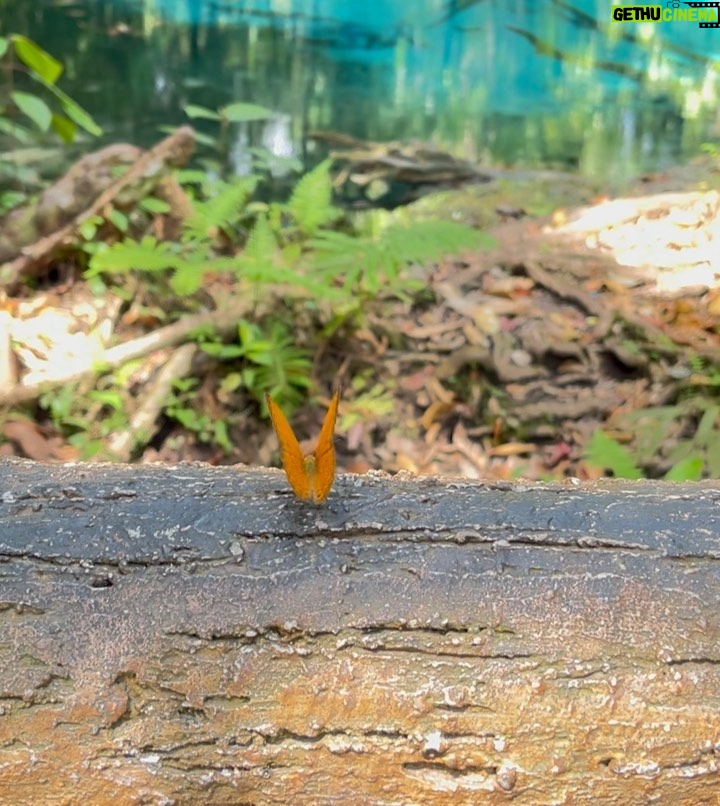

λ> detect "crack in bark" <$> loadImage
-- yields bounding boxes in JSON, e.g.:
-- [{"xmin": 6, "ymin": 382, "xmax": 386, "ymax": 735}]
[
  {"xmin": 164, "ymin": 622, "xmax": 510, "ymax": 650},
  {"xmin": 403, "ymin": 761, "xmax": 499, "ymax": 776}
]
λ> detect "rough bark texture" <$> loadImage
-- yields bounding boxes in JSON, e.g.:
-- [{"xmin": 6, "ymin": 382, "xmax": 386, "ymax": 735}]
[{"xmin": 0, "ymin": 458, "xmax": 719, "ymax": 805}]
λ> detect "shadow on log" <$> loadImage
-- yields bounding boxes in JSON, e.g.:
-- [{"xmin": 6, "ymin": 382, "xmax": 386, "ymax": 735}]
[{"xmin": 0, "ymin": 458, "xmax": 719, "ymax": 804}]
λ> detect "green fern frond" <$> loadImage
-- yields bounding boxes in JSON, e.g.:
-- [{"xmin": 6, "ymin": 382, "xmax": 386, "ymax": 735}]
[
  {"xmin": 86, "ymin": 236, "xmax": 239, "ymax": 295},
  {"xmin": 286, "ymin": 158, "xmax": 339, "ymax": 235},
  {"xmin": 86, "ymin": 236, "xmax": 178, "ymax": 277},
  {"xmin": 170, "ymin": 254, "xmax": 214, "ymax": 295},
  {"xmin": 308, "ymin": 230, "xmax": 372, "ymax": 289},
  {"xmin": 308, "ymin": 218, "xmax": 492, "ymax": 295},
  {"xmin": 244, "ymin": 213, "xmax": 278, "ymax": 261},
  {"xmin": 381, "ymin": 220, "xmax": 493, "ymax": 268},
  {"xmin": 233, "ymin": 217, "xmax": 346, "ymax": 298},
  {"xmin": 236, "ymin": 212, "xmax": 282, "ymax": 286},
  {"xmin": 183, "ymin": 176, "xmax": 259, "ymax": 242}
]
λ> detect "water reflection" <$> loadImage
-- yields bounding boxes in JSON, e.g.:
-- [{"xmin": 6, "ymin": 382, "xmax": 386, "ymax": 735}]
[{"xmin": 1, "ymin": 0, "xmax": 718, "ymax": 180}]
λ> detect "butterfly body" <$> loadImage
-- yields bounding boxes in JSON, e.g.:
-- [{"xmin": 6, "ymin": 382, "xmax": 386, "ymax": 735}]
[{"xmin": 266, "ymin": 390, "xmax": 339, "ymax": 504}]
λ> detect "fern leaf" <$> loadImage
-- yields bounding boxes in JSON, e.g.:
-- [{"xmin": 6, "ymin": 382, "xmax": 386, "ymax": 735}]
[
  {"xmin": 85, "ymin": 236, "xmax": 176, "ymax": 277},
  {"xmin": 308, "ymin": 218, "xmax": 491, "ymax": 295},
  {"xmin": 244, "ymin": 212, "xmax": 278, "ymax": 261},
  {"xmin": 381, "ymin": 220, "xmax": 493, "ymax": 268},
  {"xmin": 286, "ymin": 159, "xmax": 339, "ymax": 235},
  {"xmin": 236, "ymin": 212, "xmax": 279, "ymax": 284},
  {"xmin": 170, "ymin": 254, "xmax": 213, "ymax": 295},
  {"xmin": 183, "ymin": 177, "xmax": 259, "ymax": 241}
]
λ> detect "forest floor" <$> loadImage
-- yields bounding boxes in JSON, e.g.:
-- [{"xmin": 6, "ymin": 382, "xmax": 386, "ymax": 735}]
[{"xmin": 1, "ymin": 141, "xmax": 719, "ymax": 482}]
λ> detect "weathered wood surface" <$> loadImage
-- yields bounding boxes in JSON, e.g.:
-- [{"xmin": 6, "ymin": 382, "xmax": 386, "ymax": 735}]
[{"xmin": 0, "ymin": 457, "xmax": 719, "ymax": 805}]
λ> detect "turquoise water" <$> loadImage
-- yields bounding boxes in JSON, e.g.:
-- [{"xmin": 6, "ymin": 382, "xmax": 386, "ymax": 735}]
[{"xmin": 1, "ymin": 0, "xmax": 719, "ymax": 181}]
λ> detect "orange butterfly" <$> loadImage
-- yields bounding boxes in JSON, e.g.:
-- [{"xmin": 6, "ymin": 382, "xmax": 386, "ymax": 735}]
[{"xmin": 265, "ymin": 390, "xmax": 340, "ymax": 504}]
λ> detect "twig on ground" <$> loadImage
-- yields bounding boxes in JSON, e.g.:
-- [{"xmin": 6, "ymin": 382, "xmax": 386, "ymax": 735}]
[{"xmin": 107, "ymin": 343, "xmax": 197, "ymax": 461}]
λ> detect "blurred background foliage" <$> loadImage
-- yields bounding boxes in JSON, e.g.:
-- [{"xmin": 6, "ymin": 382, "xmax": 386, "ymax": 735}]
[{"xmin": 0, "ymin": 0, "xmax": 718, "ymax": 183}]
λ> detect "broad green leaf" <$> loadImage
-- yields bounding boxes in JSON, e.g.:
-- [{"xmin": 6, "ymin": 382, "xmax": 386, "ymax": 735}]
[
  {"xmin": 695, "ymin": 405, "xmax": 720, "ymax": 444},
  {"xmin": 707, "ymin": 430, "xmax": 720, "ymax": 478},
  {"xmin": 213, "ymin": 419, "xmax": 232, "ymax": 453},
  {"xmin": 665, "ymin": 456, "xmax": 703, "ymax": 482},
  {"xmin": 108, "ymin": 208, "xmax": 129, "ymax": 233},
  {"xmin": 11, "ymin": 91, "xmax": 52, "ymax": 131},
  {"xmin": 172, "ymin": 377, "xmax": 199, "ymax": 393},
  {"xmin": 183, "ymin": 104, "xmax": 221, "ymax": 121},
  {"xmin": 248, "ymin": 145, "xmax": 303, "ymax": 174},
  {"xmin": 12, "ymin": 35, "xmax": 62, "ymax": 84},
  {"xmin": 89, "ymin": 390, "xmax": 124, "ymax": 410},
  {"xmin": 78, "ymin": 217, "xmax": 100, "ymax": 240},
  {"xmin": 175, "ymin": 168, "xmax": 211, "ymax": 189},
  {"xmin": 200, "ymin": 343, "xmax": 245, "ymax": 358},
  {"xmin": 192, "ymin": 131, "xmax": 220, "ymax": 148},
  {"xmin": 140, "ymin": 197, "xmax": 172, "ymax": 214},
  {"xmin": 51, "ymin": 113, "xmax": 77, "ymax": 143},
  {"xmin": 618, "ymin": 406, "xmax": 681, "ymax": 465},
  {"xmin": 60, "ymin": 96, "xmax": 102, "ymax": 136},
  {"xmin": 0, "ymin": 190, "xmax": 26, "ymax": 213},
  {"xmin": 584, "ymin": 430, "xmax": 643, "ymax": 479},
  {"xmin": 0, "ymin": 37, "xmax": 9, "ymax": 59},
  {"xmin": 219, "ymin": 372, "xmax": 244, "ymax": 395},
  {"xmin": 221, "ymin": 102, "xmax": 274, "ymax": 122},
  {"xmin": 171, "ymin": 407, "xmax": 201, "ymax": 430}
]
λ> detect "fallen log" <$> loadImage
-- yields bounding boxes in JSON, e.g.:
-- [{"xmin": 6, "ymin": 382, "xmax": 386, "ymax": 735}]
[
  {"xmin": 0, "ymin": 126, "xmax": 195, "ymax": 292},
  {"xmin": 0, "ymin": 457, "xmax": 719, "ymax": 805}
]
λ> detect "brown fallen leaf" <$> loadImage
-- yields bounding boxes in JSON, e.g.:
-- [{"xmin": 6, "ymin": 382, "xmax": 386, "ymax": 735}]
[{"xmin": 1, "ymin": 420, "xmax": 78, "ymax": 461}]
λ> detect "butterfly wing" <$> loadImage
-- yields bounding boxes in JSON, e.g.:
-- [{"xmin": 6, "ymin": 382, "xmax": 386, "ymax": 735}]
[
  {"xmin": 265, "ymin": 393, "xmax": 312, "ymax": 500},
  {"xmin": 311, "ymin": 389, "xmax": 340, "ymax": 504}
]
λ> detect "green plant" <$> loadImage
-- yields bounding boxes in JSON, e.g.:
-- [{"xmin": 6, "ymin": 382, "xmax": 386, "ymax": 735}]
[
  {"xmin": 200, "ymin": 319, "xmax": 312, "ymax": 408},
  {"xmin": 687, "ymin": 353, "xmax": 720, "ymax": 388},
  {"xmin": 585, "ymin": 400, "xmax": 720, "ymax": 480},
  {"xmin": 85, "ymin": 174, "xmax": 259, "ymax": 295},
  {"xmin": 0, "ymin": 34, "xmax": 100, "ymax": 141},
  {"xmin": 584, "ymin": 430, "xmax": 643, "ymax": 479},
  {"xmin": 339, "ymin": 379, "xmax": 396, "ymax": 431},
  {"xmin": 307, "ymin": 217, "xmax": 493, "ymax": 299},
  {"xmin": 661, "ymin": 404, "xmax": 720, "ymax": 478},
  {"xmin": 164, "ymin": 378, "xmax": 232, "ymax": 452},
  {"xmin": 87, "ymin": 155, "xmax": 491, "ymax": 306},
  {"xmin": 181, "ymin": 101, "xmax": 302, "ymax": 178},
  {"xmin": 0, "ymin": 34, "xmax": 101, "ymax": 210},
  {"xmin": 39, "ymin": 384, "xmax": 130, "ymax": 460},
  {"xmin": 84, "ymin": 129, "xmax": 495, "ymax": 441}
]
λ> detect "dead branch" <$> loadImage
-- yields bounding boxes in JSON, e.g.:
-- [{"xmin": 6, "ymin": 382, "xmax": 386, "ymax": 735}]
[{"xmin": 107, "ymin": 343, "xmax": 197, "ymax": 461}]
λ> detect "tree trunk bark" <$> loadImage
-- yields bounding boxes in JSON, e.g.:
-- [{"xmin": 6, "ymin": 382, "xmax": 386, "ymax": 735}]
[{"xmin": 1, "ymin": 457, "xmax": 719, "ymax": 805}]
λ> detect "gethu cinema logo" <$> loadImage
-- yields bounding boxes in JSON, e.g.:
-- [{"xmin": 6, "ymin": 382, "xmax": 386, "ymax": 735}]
[{"xmin": 611, "ymin": 2, "xmax": 720, "ymax": 23}]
